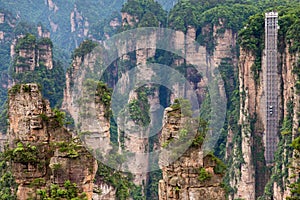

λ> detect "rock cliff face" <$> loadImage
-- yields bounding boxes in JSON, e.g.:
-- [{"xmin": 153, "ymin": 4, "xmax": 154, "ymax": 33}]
[
  {"xmin": 229, "ymin": 49, "xmax": 256, "ymax": 200},
  {"xmin": 0, "ymin": 10, "xmax": 16, "ymax": 146},
  {"xmin": 0, "ymin": 10, "xmax": 16, "ymax": 65},
  {"xmin": 62, "ymin": 51, "xmax": 111, "ymax": 149},
  {"xmin": 14, "ymin": 35, "xmax": 53, "ymax": 73},
  {"xmin": 158, "ymin": 107, "xmax": 226, "ymax": 200},
  {"xmin": 93, "ymin": 181, "xmax": 116, "ymax": 200},
  {"xmin": 37, "ymin": 25, "xmax": 51, "ymax": 39},
  {"xmin": 228, "ymin": 39, "xmax": 300, "ymax": 199},
  {"xmin": 62, "ymin": 51, "xmax": 116, "ymax": 199},
  {"xmin": 0, "ymin": 12, "xmax": 4, "ymax": 23},
  {"xmin": 59, "ymin": 13, "xmax": 300, "ymax": 198},
  {"xmin": 116, "ymin": 11, "xmax": 236, "ymax": 185},
  {"xmin": 8, "ymin": 84, "xmax": 97, "ymax": 200},
  {"xmin": 46, "ymin": 0, "xmax": 59, "ymax": 13},
  {"xmin": 70, "ymin": 5, "xmax": 89, "ymax": 45},
  {"xmin": 122, "ymin": 12, "xmax": 139, "ymax": 27},
  {"xmin": 270, "ymin": 46, "xmax": 299, "ymax": 199},
  {"xmin": 37, "ymin": 43, "xmax": 53, "ymax": 69},
  {"xmin": 0, "ymin": 31, "xmax": 4, "ymax": 40},
  {"xmin": 61, "ymin": 10, "xmax": 239, "ymax": 197}
]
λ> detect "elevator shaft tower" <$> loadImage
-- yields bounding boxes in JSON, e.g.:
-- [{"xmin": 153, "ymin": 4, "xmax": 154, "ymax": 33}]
[{"xmin": 265, "ymin": 12, "xmax": 279, "ymax": 165}]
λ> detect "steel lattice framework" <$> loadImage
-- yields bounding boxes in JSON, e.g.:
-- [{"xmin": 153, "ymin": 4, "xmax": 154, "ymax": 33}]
[{"xmin": 265, "ymin": 12, "xmax": 279, "ymax": 165}]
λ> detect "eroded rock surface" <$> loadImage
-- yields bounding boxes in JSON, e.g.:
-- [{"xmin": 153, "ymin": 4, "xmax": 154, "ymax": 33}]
[
  {"xmin": 8, "ymin": 84, "xmax": 97, "ymax": 200},
  {"xmin": 158, "ymin": 107, "xmax": 226, "ymax": 200}
]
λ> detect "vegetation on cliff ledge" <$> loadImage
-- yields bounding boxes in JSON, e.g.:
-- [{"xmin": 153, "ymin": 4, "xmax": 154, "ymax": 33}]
[
  {"xmin": 0, "ymin": 152, "xmax": 17, "ymax": 199},
  {"xmin": 37, "ymin": 180, "xmax": 87, "ymax": 200},
  {"xmin": 72, "ymin": 40, "xmax": 98, "ymax": 60},
  {"xmin": 198, "ymin": 167, "xmax": 212, "ymax": 182},
  {"xmin": 128, "ymin": 87, "xmax": 151, "ymax": 126},
  {"xmin": 121, "ymin": 0, "xmax": 167, "ymax": 28},
  {"xmin": 11, "ymin": 35, "xmax": 65, "ymax": 108},
  {"xmin": 82, "ymin": 79, "xmax": 112, "ymax": 119},
  {"xmin": 97, "ymin": 161, "xmax": 144, "ymax": 200}
]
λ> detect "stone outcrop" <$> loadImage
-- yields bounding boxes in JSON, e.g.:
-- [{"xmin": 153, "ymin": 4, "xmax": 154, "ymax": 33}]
[
  {"xmin": 61, "ymin": 51, "xmax": 116, "ymax": 198},
  {"xmin": 122, "ymin": 12, "xmax": 139, "ymax": 27},
  {"xmin": 0, "ymin": 133, "xmax": 7, "ymax": 151},
  {"xmin": 46, "ymin": 0, "xmax": 59, "ymax": 12},
  {"xmin": 37, "ymin": 25, "xmax": 51, "ymax": 38},
  {"xmin": 37, "ymin": 43, "xmax": 53, "ymax": 69},
  {"xmin": 170, "ymin": 26, "xmax": 208, "ymax": 104},
  {"xmin": 110, "ymin": 17, "xmax": 120, "ymax": 29},
  {"xmin": 229, "ymin": 49, "xmax": 256, "ymax": 200},
  {"xmin": 93, "ymin": 181, "xmax": 116, "ymax": 200},
  {"xmin": 70, "ymin": 5, "xmax": 89, "ymax": 46},
  {"xmin": 14, "ymin": 36, "xmax": 53, "ymax": 73},
  {"xmin": 62, "ymin": 52, "xmax": 111, "ymax": 149},
  {"xmin": 7, "ymin": 84, "xmax": 97, "ymax": 200},
  {"xmin": 158, "ymin": 107, "xmax": 226, "ymax": 200},
  {"xmin": 212, "ymin": 22, "xmax": 238, "ymax": 66},
  {"xmin": 16, "ymin": 46, "xmax": 36, "ymax": 72},
  {"xmin": 49, "ymin": 17, "xmax": 58, "ymax": 33},
  {"xmin": 0, "ymin": 31, "xmax": 4, "ymax": 40},
  {"xmin": 0, "ymin": 12, "xmax": 4, "ymax": 23}
]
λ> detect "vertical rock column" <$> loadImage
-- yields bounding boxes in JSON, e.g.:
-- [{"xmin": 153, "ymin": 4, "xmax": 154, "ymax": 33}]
[
  {"xmin": 8, "ymin": 84, "xmax": 97, "ymax": 200},
  {"xmin": 158, "ymin": 107, "xmax": 226, "ymax": 200}
]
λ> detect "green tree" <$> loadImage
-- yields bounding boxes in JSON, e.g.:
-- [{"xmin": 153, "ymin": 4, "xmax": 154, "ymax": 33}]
[{"xmin": 0, "ymin": 153, "xmax": 17, "ymax": 200}]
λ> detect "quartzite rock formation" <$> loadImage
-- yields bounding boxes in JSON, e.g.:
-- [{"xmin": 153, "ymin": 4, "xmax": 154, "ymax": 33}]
[{"xmin": 8, "ymin": 83, "xmax": 97, "ymax": 200}]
